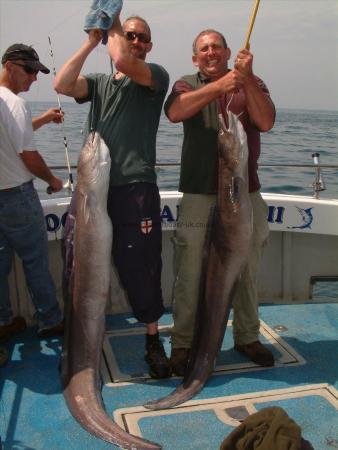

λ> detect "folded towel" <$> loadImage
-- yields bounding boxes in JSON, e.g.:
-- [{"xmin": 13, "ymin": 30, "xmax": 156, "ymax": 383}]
[{"xmin": 84, "ymin": 0, "xmax": 123, "ymax": 44}]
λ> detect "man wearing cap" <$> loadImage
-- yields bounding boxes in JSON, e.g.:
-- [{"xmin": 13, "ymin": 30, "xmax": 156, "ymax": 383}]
[{"xmin": 0, "ymin": 43, "xmax": 64, "ymax": 342}]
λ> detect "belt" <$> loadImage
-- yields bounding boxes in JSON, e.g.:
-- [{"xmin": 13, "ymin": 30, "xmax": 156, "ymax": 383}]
[{"xmin": 0, "ymin": 181, "xmax": 33, "ymax": 193}]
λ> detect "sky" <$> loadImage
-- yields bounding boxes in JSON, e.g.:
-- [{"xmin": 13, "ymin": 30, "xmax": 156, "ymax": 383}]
[{"xmin": 0, "ymin": 0, "xmax": 337, "ymax": 111}]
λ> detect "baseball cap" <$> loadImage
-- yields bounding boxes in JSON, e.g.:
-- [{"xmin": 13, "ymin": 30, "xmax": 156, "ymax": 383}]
[{"xmin": 1, "ymin": 44, "xmax": 50, "ymax": 74}]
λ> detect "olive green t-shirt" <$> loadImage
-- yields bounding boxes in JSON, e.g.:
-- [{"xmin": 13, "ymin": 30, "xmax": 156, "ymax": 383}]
[
  {"xmin": 164, "ymin": 72, "xmax": 273, "ymax": 194},
  {"xmin": 77, "ymin": 63, "xmax": 169, "ymax": 187}
]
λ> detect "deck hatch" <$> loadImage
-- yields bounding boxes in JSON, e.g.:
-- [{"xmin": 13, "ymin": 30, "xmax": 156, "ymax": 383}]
[
  {"xmin": 102, "ymin": 320, "xmax": 305, "ymax": 385},
  {"xmin": 113, "ymin": 384, "xmax": 338, "ymax": 450}
]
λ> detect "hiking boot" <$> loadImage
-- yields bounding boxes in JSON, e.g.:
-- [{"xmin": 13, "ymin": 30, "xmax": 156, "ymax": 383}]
[
  {"xmin": 145, "ymin": 339, "xmax": 171, "ymax": 379},
  {"xmin": 234, "ymin": 341, "xmax": 274, "ymax": 367},
  {"xmin": 37, "ymin": 320, "xmax": 64, "ymax": 338},
  {"xmin": 0, "ymin": 346, "xmax": 9, "ymax": 367},
  {"xmin": 170, "ymin": 348, "xmax": 190, "ymax": 377},
  {"xmin": 0, "ymin": 317, "xmax": 27, "ymax": 342}
]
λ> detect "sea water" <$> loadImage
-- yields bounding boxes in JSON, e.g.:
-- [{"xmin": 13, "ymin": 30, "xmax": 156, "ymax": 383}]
[
  {"xmin": 30, "ymin": 101, "xmax": 338, "ymax": 200},
  {"xmin": 30, "ymin": 101, "xmax": 338, "ymax": 299}
]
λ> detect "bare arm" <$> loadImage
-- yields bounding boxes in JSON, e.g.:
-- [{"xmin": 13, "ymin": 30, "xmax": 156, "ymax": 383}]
[
  {"xmin": 32, "ymin": 108, "xmax": 64, "ymax": 131},
  {"xmin": 167, "ymin": 70, "xmax": 244, "ymax": 123},
  {"xmin": 54, "ymin": 30, "xmax": 102, "ymax": 98},
  {"xmin": 242, "ymin": 76, "xmax": 275, "ymax": 131},
  {"xmin": 20, "ymin": 151, "xmax": 63, "ymax": 192},
  {"xmin": 107, "ymin": 18, "xmax": 153, "ymax": 87},
  {"xmin": 235, "ymin": 49, "xmax": 275, "ymax": 131}
]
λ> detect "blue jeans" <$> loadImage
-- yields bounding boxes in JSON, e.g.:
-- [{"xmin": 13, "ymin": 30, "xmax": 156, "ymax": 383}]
[{"xmin": 0, "ymin": 181, "xmax": 62, "ymax": 329}]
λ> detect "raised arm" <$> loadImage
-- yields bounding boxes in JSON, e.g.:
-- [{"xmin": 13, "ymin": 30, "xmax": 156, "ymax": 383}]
[
  {"xmin": 54, "ymin": 30, "xmax": 102, "ymax": 98},
  {"xmin": 235, "ymin": 48, "xmax": 275, "ymax": 131},
  {"xmin": 166, "ymin": 70, "xmax": 244, "ymax": 123},
  {"xmin": 107, "ymin": 17, "xmax": 154, "ymax": 88}
]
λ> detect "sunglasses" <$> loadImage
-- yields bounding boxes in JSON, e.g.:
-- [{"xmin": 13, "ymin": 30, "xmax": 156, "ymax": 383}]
[
  {"xmin": 11, "ymin": 62, "xmax": 39, "ymax": 75},
  {"xmin": 124, "ymin": 31, "xmax": 150, "ymax": 44}
]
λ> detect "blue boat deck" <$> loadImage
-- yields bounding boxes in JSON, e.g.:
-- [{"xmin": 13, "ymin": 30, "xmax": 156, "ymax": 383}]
[{"xmin": 1, "ymin": 302, "xmax": 337, "ymax": 450}]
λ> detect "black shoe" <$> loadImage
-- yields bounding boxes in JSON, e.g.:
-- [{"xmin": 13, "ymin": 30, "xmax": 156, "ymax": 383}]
[
  {"xmin": 145, "ymin": 339, "xmax": 172, "ymax": 379},
  {"xmin": 0, "ymin": 346, "xmax": 8, "ymax": 367},
  {"xmin": 0, "ymin": 317, "xmax": 26, "ymax": 342},
  {"xmin": 37, "ymin": 320, "xmax": 64, "ymax": 338}
]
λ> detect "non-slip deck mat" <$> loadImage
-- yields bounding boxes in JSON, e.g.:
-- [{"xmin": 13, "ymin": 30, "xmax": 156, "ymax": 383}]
[{"xmin": 1, "ymin": 303, "xmax": 337, "ymax": 450}]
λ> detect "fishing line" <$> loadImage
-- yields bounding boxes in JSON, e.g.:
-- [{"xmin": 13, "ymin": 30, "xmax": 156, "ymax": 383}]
[{"xmin": 47, "ymin": 36, "xmax": 74, "ymax": 194}]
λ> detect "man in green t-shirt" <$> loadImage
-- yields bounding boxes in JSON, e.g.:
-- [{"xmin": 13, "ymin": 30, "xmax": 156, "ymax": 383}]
[{"xmin": 54, "ymin": 14, "xmax": 171, "ymax": 379}]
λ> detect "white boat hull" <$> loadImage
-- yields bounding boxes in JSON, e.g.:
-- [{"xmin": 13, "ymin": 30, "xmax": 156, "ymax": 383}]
[{"xmin": 8, "ymin": 192, "xmax": 338, "ymax": 323}]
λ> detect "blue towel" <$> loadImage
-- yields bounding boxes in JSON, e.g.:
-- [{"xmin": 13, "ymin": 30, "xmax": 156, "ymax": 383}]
[{"xmin": 84, "ymin": 0, "xmax": 123, "ymax": 45}]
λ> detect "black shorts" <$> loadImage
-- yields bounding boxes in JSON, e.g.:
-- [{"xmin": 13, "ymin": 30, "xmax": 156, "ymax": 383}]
[{"xmin": 107, "ymin": 182, "xmax": 164, "ymax": 324}]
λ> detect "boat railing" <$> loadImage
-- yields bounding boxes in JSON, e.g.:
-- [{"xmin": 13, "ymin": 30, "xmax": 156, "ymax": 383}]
[
  {"xmin": 49, "ymin": 158, "xmax": 338, "ymax": 200},
  {"xmin": 48, "ymin": 163, "xmax": 338, "ymax": 169}
]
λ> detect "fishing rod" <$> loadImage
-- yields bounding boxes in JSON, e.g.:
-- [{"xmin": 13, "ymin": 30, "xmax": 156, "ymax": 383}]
[
  {"xmin": 47, "ymin": 36, "xmax": 74, "ymax": 195},
  {"xmin": 244, "ymin": 0, "xmax": 261, "ymax": 49}
]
